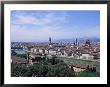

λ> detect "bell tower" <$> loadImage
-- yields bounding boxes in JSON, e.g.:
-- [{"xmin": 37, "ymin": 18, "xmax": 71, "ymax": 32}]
[{"xmin": 49, "ymin": 37, "xmax": 51, "ymax": 45}]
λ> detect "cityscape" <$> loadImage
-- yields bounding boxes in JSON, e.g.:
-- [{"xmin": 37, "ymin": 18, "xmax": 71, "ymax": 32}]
[{"xmin": 11, "ymin": 10, "xmax": 100, "ymax": 77}]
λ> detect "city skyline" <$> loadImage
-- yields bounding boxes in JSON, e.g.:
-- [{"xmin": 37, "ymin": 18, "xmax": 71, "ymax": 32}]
[{"xmin": 11, "ymin": 10, "xmax": 100, "ymax": 42}]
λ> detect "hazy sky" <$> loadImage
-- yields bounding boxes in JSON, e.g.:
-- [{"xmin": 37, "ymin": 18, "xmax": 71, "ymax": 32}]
[{"xmin": 11, "ymin": 10, "xmax": 100, "ymax": 42}]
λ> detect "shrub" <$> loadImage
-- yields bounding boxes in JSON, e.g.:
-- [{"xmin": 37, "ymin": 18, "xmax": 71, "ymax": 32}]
[{"xmin": 11, "ymin": 59, "xmax": 75, "ymax": 77}]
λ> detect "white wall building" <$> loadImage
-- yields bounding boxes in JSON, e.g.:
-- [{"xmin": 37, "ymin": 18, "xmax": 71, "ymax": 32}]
[{"xmin": 80, "ymin": 54, "xmax": 94, "ymax": 60}]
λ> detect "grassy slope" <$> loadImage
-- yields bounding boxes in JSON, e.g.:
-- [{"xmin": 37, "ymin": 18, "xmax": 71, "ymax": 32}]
[{"xmin": 59, "ymin": 57, "xmax": 100, "ymax": 73}]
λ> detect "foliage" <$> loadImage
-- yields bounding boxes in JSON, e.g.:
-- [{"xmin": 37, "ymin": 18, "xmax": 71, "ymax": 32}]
[
  {"xmin": 11, "ymin": 63, "xmax": 27, "ymax": 77},
  {"xmin": 46, "ymin": 62, "xmax": 75, "ymax": 77},
  {"xmin": 59, "ymin": 57, "xmax": 100, "ymax": 73},
  {"xmin": 76, "ymin": 70, "xmax": 100, "ymax": 77},
  {"xmin": 11, "ymin": 58, "xmax": 75, "ymax": 77}
]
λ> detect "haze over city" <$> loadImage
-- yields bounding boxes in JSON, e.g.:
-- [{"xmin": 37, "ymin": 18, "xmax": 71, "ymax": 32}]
[{"xmin": 11, "ymin": 10, "xmax": 100, "ymax": 42}]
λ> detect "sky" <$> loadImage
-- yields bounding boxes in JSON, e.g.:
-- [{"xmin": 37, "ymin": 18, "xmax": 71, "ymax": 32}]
[{"xmin": 11, "ymin": 10, "xmax": 100, "ymax": 42}]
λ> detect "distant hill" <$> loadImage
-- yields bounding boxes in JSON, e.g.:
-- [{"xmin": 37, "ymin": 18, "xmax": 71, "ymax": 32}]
[{"xmin": 54, "ymin": 37, "xmax": 100, "ymax": 43}]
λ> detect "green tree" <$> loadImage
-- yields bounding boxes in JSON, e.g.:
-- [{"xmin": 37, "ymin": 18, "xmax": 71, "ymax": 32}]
[{"xmin": 11, "ymin": 58, "xmax": 75, "ymax": 77}]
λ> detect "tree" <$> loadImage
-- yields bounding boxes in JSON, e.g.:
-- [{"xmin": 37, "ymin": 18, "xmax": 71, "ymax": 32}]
[
  {"xmin": 52, "ymin": 55, "xmax": 57, "ymax": 65},
  {"xmin": 46, "ymin": 62, "xmax": 75, "ymax": 77},
  {"xmin": 11, "ymin": 63, "xmax": 27, "ymax": 77},
  {"xmin": 11, "ymin": 58, "xmax": 75, "ymax": 77}
]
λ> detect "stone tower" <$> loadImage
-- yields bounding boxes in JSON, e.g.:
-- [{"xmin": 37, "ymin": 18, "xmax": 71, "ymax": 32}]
[
  {"xmin": 75, "ymin": 38, "xmax": 78, "ymax": 46},
  {"xmin": 49, "ymin": 37, "xmax": 51, "ymax": 45}
]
